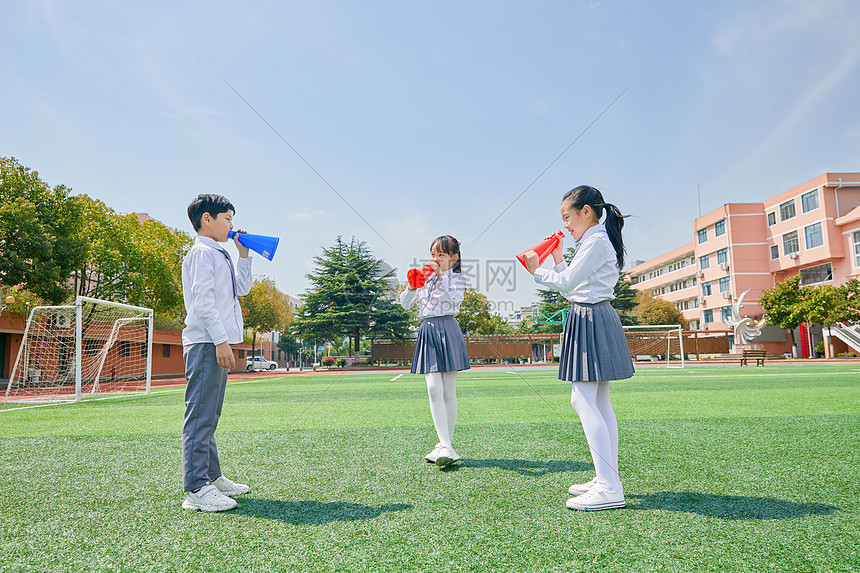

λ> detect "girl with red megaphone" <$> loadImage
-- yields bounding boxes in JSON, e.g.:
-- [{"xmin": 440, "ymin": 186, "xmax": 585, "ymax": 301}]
[
  {"xmin": 521, "ymin": 185, "xmax": 633, "ymax": 512},
  {"xmin": 400, "ymin": 235, "xmax": 470, "ymax": 468}
]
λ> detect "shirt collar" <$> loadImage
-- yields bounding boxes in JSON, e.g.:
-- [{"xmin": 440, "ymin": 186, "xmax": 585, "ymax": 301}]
[
  {"xmin": 196, "ymin": 235, "xmax": 224, "ymax": 250},
  {"xmin": 580, "ymin": 223, "xmax": 606, "ymax": 243}
]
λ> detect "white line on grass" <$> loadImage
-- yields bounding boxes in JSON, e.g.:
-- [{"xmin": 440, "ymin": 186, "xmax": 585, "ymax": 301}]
[
  {"xmin": 390, "ymin": 374, "xmax": 404, "ymax": 381},
  {"xmin": 0, "ymin": 376, "xmax": 276, "ymax": 413}
]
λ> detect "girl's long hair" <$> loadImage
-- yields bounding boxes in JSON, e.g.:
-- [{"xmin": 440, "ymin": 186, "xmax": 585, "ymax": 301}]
[
  {"xmin": 562, "ymin": 185, "xmax": 627, "ymax": 270},
  {"xmin": 431, "ymin": 235, "xmax": 462, "ymax": 273}
]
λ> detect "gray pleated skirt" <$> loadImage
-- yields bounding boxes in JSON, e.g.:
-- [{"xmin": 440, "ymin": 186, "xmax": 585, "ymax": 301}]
[
  {"xmin": 411, "ymin": 316, "xmax": 471, "ymax": 374},
  {"xmin": 558, "ymin": 300, "xmax": 634, "ymax": 382}
]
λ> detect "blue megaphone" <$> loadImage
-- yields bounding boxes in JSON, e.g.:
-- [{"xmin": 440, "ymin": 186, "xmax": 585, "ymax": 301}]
[{"xmin": 228, "ymin": 230, "xmax": 280, "ymax": 261}]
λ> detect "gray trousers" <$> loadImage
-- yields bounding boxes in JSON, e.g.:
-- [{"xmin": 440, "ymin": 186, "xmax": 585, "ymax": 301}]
[{"xmin": 182, "ymin": 343, "xmax": 228, "ymax": 492}]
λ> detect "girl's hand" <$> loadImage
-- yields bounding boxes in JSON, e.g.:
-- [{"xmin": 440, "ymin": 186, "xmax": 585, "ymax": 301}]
[
  {"xmin": 233, "ymin": 229, "xmax": 250, "ymax": 258},
  {"xmin": 522, "ymin": 250, "xmax": 539, "ymax": 275},
  {"xmin": 428, "ymin": 260, "xmax": 443, "ymax": 278},
  {"xmin": 550, "ymin": 236, "xmax": 564, "ymax": 265}
]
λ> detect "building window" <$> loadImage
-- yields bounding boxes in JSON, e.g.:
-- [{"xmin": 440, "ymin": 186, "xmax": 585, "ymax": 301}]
[
  {"xmin": 84, "ymin": 339, "xmax": 99, "ymax": 356},
  {"xmin": 721, "ymin": 306, "xmax": 732, "ymax": 322},
  {"xmin": 119, "ymin": 341, "xmax": 130, "ymax": 358},
  {"xmin": 716, "ymin": 248, "xmax": 728, "ymax": 265},
  {"xmin": 783, "ymin": 231, "xmax": 799, "ymax": 255},
  {"xmin": 714, "ymin": 219, "xmax": 726, "ymax": 237},
  {"xmin": 779, "ymin": 200, "xmax": 796, "ymax": 222},
  {"xmin": 767, "ymin": 212, "xmax": 776, "ymax": 226},
  {"xmin": 804, "ymin": 222, "xmax": 823, "ymax": 249},
  {"xmin": 699, "ymin": 254, "xmax": 710, "ymax": 270},
  {"xmin": 854, "ymin": 231, "xmax": 860, "ymax": 268},
  {"xmin": 702, "ymin": 282, "xmax": 712, "ymax": 296},
  {"xmin": 162, "ymin": 344, "xmax": 170, "ymax": 358},
  {"xmin": 801, "ymin": 189, "xmax": 819, "ymax": 213},
  {"xmin": 799, "ymin": 263, "xmax": 833, "ymax": 285},
  {"xmin": 718, "ymin": 277, "xmax": 730, "ymax": 293},
  {"xmin": 770, "ymin": 245, "xmax": 779, "ymax": 259},
  {"xmin": 703, "ymin": 309, "xmax": 714, "ymax": 324},
  {"xmin": 697, "ymin": 229, "xmax": 707, "ymax": 244}
]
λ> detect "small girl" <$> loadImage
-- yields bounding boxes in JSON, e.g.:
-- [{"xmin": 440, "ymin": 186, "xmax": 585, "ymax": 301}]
[
  {"xmin": 400, "ymin": 235, "xmax": 470, "ymax": 467},
  {"xmin": 523, "ymin": 185, "xmax": 634, "ymax": 511}
]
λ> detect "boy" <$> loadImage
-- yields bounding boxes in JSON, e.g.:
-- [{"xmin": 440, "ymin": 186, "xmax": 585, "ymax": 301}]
[{"xmin": 180, "ymin": 194, "xmax": 253, "ymax": 512}]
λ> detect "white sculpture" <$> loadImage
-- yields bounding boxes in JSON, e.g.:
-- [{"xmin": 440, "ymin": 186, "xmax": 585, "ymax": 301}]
[{"xmin": 724, "ymin": 289, "xmax": 767, "ymax": 345}]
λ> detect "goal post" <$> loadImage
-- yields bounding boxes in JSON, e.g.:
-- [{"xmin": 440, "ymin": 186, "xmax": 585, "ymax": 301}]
[
  {"xmin": 3, "ymin": 296, "xmax": 154, "ymax": 404},
  {"xmin": 624, "ymin": 325, "xmax": 685, "ymax": 368}
]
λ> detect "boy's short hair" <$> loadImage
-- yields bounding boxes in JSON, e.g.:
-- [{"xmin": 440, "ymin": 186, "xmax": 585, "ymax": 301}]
[{"xmin": 187, "ymin": 194, "xmax": 235, "ymax": 232}]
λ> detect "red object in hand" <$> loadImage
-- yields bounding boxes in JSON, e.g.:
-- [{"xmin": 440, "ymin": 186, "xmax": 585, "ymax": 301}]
[
  {"xmin": 516, "ymin": 231, "xmax": 565, "ymax": 269},
  {"xmin": 407, "ymin": 265, "xmax": 435, "ymax": 288}
]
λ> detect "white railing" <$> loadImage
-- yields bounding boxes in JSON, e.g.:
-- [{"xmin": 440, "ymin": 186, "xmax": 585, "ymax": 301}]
[{"xmin": 831, "ymin": 323, "xmax": 860, "ymax": 354}]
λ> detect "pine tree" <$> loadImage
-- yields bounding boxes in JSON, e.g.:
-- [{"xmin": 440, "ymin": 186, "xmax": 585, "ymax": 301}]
[{"xmin": 291, "ymin": 237, "xmax": 414, "ymax": 355}]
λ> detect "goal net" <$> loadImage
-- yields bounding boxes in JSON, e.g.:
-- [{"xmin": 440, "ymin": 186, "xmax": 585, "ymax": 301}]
[
  {"xmin": 624, "ymin": 325, "xmax": 685, "ymax": 368},
  {"xmin": 3, "ymin": 296, "xmax": 153, "ymax": 404}
]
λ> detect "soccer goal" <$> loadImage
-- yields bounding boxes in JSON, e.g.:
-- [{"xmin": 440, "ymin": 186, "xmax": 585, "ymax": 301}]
[
  {"xmin": 3, "ymin": 296, "xmax": 153, "ymax": 404},
  {"xmin": 624, "ymin": 325, "xmax": 685, "ymax": 368}
]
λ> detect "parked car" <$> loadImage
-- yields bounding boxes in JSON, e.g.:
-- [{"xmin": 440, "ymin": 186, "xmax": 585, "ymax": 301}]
[{"xmin": 246, "ymin": 356, "xmax": 278, "ymax": 371}]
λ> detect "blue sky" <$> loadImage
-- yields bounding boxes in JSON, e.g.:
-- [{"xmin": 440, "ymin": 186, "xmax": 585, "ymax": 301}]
[{"xmin": 3, "ymin": 0, "xmax": 859, "ymax": 314}]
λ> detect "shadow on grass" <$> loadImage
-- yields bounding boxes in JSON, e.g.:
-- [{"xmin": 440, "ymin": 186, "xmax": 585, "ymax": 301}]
[
  {"xmin": 627, "ymin": 491, "xmax": 838, "ymax": 520},
  {"xmin": 441, "ymin": 458, "xmax": 591, "ymax": 476},
  {"xmin": 234, "ymin": 499, "xmax": 411, "ymax": 524}
]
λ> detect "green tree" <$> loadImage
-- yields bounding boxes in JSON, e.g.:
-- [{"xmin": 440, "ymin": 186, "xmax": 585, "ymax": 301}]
[
  {"xmin": 242, "ymin": 277, "xmax": 293, "ymax": 363},
  {"xmin": 612, "ymin": 273, "xmax": 639, "ymax": 326},
  {"xmin": 291, "ymin": 237, "xmax": 413, "ymax": 355},
  {"xmin": 841, "ymin": 278, "xmax": 860, "ymax": 322},
  {"xmin": 457, "ymin": 290, "xmax": 492, "ymax": 335},
  {"xmin": 74, "ymin": 197, "xmax": 192, "ymax": 316},
  {"xmin": 759, "ymin": 275, "xmax": 804, "ymax": 356},
  {"xmin": 636, "ymin": 290, "xmax": 687, "ymax": 328},
  {"xmin": 456, "ymin": 290, "xmax": 513, "ymax": 335},
  {"xmin": 0, "ymin": 157, "xmax": 87, "ymax": 304},
  {"xmin": 800, "ymin": 283, "xmax": 854, "ymax": 358}
]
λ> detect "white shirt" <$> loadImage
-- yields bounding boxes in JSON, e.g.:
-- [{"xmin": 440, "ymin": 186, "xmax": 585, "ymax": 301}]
[
  {"xmin": 182, "ymin": 236, "xmax": 253, "ymax": 346},
  {"xmin": 533, "ymin": 224, "xmax": 619, "ymax": 303},
  {"xmin": 400, "ymin": 269, "xmax": 466, "ymax": 319}
]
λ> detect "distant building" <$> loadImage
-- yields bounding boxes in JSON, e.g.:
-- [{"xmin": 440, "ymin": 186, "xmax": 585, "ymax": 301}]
[
  {"xmin": 507, "ymin": 304, "xmax": 539, "ymax": 327},
  {"xmin": 629, "ymin": 173, "xmax": 860, "ymax": 357}
]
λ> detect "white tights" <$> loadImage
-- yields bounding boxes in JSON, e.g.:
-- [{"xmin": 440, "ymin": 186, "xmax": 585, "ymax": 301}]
[
  {"xmin": 571, "ymin": 381, "xmax": 621, "ymax": 490},
  {"xmin": 425, "ymin": 371, "xmax": 458, "ymax": 447}
]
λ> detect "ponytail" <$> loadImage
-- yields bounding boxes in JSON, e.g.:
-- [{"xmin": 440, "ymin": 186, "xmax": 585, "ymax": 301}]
[
  {"xmin": 562, "ymin": 186, "xmax": 628, "ymax": 271},
  {"xmin": 603, "ymin": 202, "xmax": 627, "ymax": 271}
]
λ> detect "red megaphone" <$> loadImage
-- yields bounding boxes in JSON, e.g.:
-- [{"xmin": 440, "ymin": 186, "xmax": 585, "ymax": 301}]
[
  {"xmin": 516, "ymin": 231, "xmax": 565, "ymax": 269},
  {"xmin": 407, "ymin": 265, "xmax": 435, "ymax": 288}
]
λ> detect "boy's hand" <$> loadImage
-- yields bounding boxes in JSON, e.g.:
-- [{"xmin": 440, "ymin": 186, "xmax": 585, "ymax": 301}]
[
  {"xmin": 215, "ymin": 342, "xmax": 235, "ymax": 370},
  {"xmin": 232, "ymin": 229, "xmax": 250, "ymax": 258}
]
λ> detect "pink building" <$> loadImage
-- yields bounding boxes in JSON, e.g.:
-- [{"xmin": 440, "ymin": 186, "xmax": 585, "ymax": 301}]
[{"xmin": 630, "ymin": 173, "xmax": 860, "ymax": 357}]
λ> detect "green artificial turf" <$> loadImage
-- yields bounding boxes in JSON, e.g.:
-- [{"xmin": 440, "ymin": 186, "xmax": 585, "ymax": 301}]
[{"xmin": 0, "ymin": 364, "xmax": 858, "ymax": 572}]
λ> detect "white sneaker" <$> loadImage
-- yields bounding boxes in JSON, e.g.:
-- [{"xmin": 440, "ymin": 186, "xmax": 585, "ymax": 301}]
[
  {"xmin": 566, "ymin": 484, "xmax": 625, "ymax": 511},
  {"xmin": 435, "ymin": 446, "xmax": 461, "ymax": 467},
  {"xmin": 213, "ymin": 475, "xmax": 250, "ymax": 497},
  {"xmin": 182, "ymin": 484, "xmax": 238, "ymax": 512},
  {"xmin": 424, "ymin": 443, "xmax": 443, "ymax": 463},
  {"xmin": 568, "ymin": 477, "xmax": 597, "ymax": 496}
]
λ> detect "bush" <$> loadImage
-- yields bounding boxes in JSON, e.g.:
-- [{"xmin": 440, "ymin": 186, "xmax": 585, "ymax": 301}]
[
  {"xmin": 336, "ymin": 359, "xmax": 346, "ymax": 368},
  {"xmin": 321, "ymin": 356, "xmax": 336, "ymax": 367}
]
